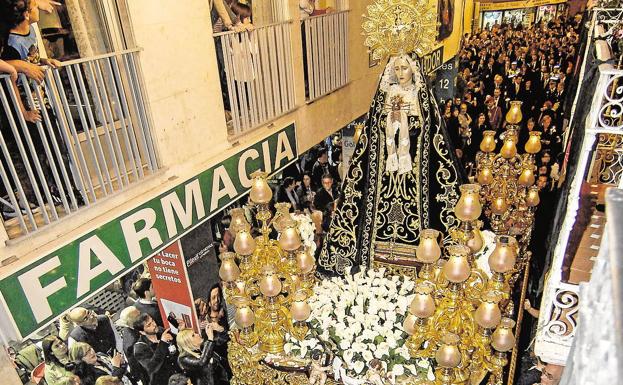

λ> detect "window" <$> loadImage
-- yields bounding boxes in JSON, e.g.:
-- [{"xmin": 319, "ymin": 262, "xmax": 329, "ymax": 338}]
[{"xmin": 38, "ymin": 0, "xmax": 134, "ymax": 61}]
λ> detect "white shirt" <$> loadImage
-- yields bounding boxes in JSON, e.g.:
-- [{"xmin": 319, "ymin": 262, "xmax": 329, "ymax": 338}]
[{"xmin": 300, "ymin": 0, "xmax": 315, "ymax": 19}]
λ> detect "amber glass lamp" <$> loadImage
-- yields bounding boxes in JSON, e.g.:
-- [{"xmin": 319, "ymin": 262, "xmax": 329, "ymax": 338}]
[
  {"xmin": 249, "ymin": 171, "xmax": 272, "ymax": 205},
  {"xmin": 410, "ymin": 284, "xmax": 436, "ymax": 319},
  {"xmin": 416, "ymin": 229, "xmax": 441, "ymax": 281},
  {"xmin": 443, "ymin": 245, "xmax": 472, "ymax": 284},
  {"xmin": 505, "ymin": 101, "xmax": 523, "ymax": 125},
  {"xmin": 474, "ymin": 291, "xmax": 502, "ymax": 330},
  {"xmin": 480, "ymin": 131, "xmax": 497, "ymax": 153},
  {"xmin": 455, "ymin": 184, "xmax": 482, "ymax": 222},
  {"xmin": 435, "ymin": 333, "xmax": 462, "ymax": 385},
  {"xmin": 500, "ymin": 136, "xmax": 518, "ymax": 159},
  {"xmin": 525, "ymin": 131, "xmax": 542, "ymax": 154}
]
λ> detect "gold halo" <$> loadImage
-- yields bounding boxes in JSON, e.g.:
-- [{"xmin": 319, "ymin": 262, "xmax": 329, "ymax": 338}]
[{"xmin": 362, "ymin": 0, "xmax": 438, "ymax": 60}]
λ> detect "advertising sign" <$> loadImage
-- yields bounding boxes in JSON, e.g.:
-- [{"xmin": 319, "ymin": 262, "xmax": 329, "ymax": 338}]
[
  {"xmin": 147, "ymin": 241, "xmax": 198, "ymax": 333},
  {"xmin": 181, "ymin": 220, "xmax": 219, "ymax": 304},
  {"xmin": 479, "ymin": 0, "xmax": 565, "ymax": 11},
  {"xmin": 433, "ymin": 59, "xmax": 459, "ymax": 105},
  {"xmin": 420, "ymin": 46, "xmax": 444, "ymax": 75},
  {"xmin": 0, "ymin": 124, "xmax": 298, "ymax": 337}
]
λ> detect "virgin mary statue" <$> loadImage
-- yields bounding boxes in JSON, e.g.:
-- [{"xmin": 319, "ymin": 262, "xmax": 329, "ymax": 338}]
[{"xmin": 318, "ymin": 54, "xmax": 465, "ymax": 276}]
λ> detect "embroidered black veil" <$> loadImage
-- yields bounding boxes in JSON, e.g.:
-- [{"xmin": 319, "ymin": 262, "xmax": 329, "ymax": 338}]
[{"xmin": 318, "ymin": 54, "xmax": 466, "ymax": 276}]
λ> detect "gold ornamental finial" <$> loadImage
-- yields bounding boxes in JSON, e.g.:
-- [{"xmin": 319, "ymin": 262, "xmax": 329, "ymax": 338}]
[{"xmin": 362, "ymin": 0, "xmax": 438, "ymax": 61}]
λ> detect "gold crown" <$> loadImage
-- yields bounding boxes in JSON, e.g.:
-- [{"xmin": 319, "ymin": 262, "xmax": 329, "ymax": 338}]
[{"xmin": 362, "ymin": 0, "xmax": 438, "ymax": 61}]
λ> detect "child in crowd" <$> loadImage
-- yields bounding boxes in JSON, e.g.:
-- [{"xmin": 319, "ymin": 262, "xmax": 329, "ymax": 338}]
[{"xmin": 0, "ymin": 1, "xmax": 40, "ymax": 123}]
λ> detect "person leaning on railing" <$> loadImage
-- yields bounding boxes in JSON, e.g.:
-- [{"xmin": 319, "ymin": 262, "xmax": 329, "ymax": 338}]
[{"xmin": 0, "ymin": 0, "xmax": 84, "ymax": 213}]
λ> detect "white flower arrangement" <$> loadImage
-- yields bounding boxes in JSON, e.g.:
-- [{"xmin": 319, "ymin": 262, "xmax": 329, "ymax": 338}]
[
  {"xmin": 285, "ymin": 268, "xmax": 434, "ymax": 382},
  {"xmin": 292, "ymin": 213, "xmax": 317, "ymax": 256}
]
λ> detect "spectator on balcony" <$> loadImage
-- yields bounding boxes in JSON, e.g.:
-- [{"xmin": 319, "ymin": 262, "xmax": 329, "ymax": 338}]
[
  {"xmin": 210, "ymin": 0, "xmax": 236, "ymax": 33},
  {"xmin": 299, "ymin": 0, "xmax": 334, "ymax": 98},
  {"xmin": 0, "ymin": 52, "xmax": 18, "ymax": 83},
  {"xmin": 300, "ymin": 0, "xmax": 335, "ymax": 19},
  {"xmin": 1, "ymin": 0, "xmax": 84, "ymax": 213},
  {"xmin": 230, "ymin": 1, "xmax": 253, "ymax": 29}
]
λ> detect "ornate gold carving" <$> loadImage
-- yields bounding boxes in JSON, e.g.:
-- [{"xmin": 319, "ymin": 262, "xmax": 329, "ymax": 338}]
[
  {"xmin": 229, "ymin": 339, "xmax": 338, "ymax": 385},
  {"xmin": 362, "ymin": 0, "xmax": 438, "ymax": 60}
]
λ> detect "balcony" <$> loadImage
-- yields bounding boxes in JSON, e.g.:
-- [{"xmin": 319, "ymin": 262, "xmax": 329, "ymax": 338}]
[
  {"xmin": 0, "ymin": 49, "xmax": 158, "ymax": 240},
  {"xmin": 215, "ymin": 21, "xmax": 296, "ymax": 138},
  {"xmin": 302, "ymin": 10, "xmax": 350, "ymax": 101},
  {"xmin": 214, "ymin": 4, "xmax": 350, "ymax": 137}
]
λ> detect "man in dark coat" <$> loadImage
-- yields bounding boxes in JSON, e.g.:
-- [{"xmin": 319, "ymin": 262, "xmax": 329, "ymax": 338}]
[
  {"xmin": 67, "ymin": 307, "xmax": 121, "ymax": 355},
  {"xmin": 132, "ymin": 278, "xmax": 164, "ymax": 327},
  {"xmin": 133, "ymin": 314, "xmax": 179, "ymax": 385},
  {"xmin": 313, "ymin": 174, "xmax": 337, "ymax": 212}
]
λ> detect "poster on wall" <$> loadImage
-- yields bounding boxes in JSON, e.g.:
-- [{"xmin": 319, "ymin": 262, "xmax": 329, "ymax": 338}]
[
  {"xmin": 437, "ymin": 0, "xmax": 454, "ymax": 41},
  {"xmin": 147, "ymin": 241, "xmax": 199, "ymax": 333},
  {"xmin": 432, "ymin": 58, "xmax": 459, "ymax": 105},
  {"xmin": 180, "ymin": 220, "xmax": 220, "ymax": 305}
]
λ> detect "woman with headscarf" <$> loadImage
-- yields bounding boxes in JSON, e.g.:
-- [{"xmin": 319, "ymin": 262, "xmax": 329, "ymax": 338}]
[
  {"xmin": 177, "ymin": 328, "xmax": 216, "ymax": 385},
  {"xmin": 319, "ymin": 53, "xmax": 464, "ymax": 276},
  {"xmin": 69, "ymin": 342, "xmax": 131, "ymax": 385},
  {"xmin": 42, "ymin": 336, "xmax": 74, "ymax": 385}
]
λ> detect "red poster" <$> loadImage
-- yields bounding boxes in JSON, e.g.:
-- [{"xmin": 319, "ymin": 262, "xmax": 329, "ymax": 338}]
[{"xmin": 147, "ymin": 241, "xmax": 199, "ymax": 333}]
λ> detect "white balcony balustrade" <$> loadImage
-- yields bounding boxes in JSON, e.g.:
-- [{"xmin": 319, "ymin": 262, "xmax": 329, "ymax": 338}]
[
  {"xmin": 302, "ymin": 10, "xmax": 350, "ymax": 102},
  {"xmin": 215, "ymin": 22, "xmax": 296, "ymax": 137},
  {"xmin": 0, "ymin": 49, "xmax": 158, "ymax": 239}
]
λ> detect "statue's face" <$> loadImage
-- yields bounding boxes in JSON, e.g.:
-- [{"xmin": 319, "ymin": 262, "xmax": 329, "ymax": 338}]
[{"xmin": 393, "ymin": 57, "xmax": 413, "ymax": 87}]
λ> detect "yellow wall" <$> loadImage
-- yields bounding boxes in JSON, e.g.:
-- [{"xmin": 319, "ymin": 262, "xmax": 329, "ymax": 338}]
[{"xmin": 430, "ymin": 0, "xmax": 475, "ymax": 63}]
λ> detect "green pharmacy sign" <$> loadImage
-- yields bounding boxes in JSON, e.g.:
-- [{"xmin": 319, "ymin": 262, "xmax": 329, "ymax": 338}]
[{"xmin": 0, "ymin": 124, "xmax": 297, "ymax": 337}]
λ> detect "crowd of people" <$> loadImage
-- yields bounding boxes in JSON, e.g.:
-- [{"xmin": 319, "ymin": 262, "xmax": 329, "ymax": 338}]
[
  {"xmin": 9, "ymin": 277, "xmax": 233, "ymax": 385},
  {"xmin": 444, "ymin": 15, "xmax": 582, "ymax": 196}
]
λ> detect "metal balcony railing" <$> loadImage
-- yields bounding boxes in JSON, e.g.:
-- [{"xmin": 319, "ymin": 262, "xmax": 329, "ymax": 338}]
[
  {"xmin": 302, "ymin": 10, "xmax": 350, "ymax": 102},
  {"xmin": 0, "ymin": 49, "xmax": 158, "ymax": 239},
  {"xmin": 559, "ymin": 188, "xmax": 623, "ymax": 385},
  {"xmin": 215, "ymin": 22, "xmax": 296, "ymax": 137},
  {"xmin": 535, "ymin": 8, "xmax": 623, "ymax": 365}
]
